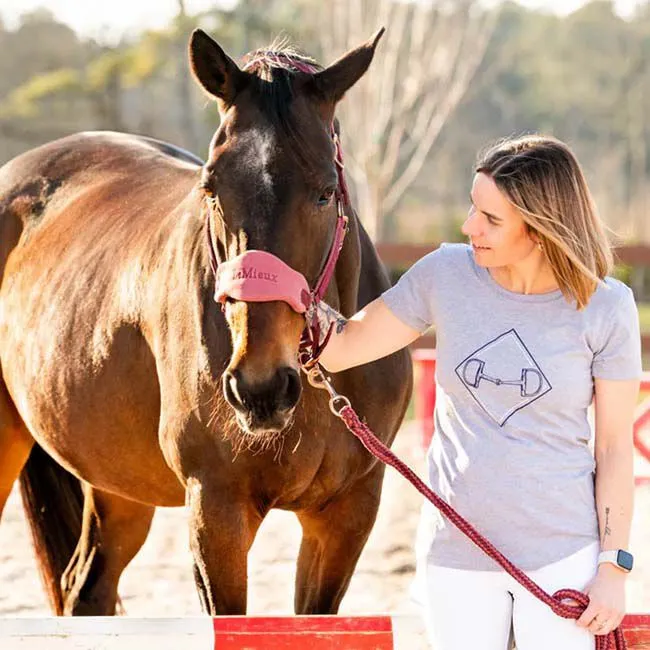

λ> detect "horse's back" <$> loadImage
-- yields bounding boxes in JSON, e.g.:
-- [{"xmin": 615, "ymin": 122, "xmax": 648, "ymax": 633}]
[
  {"xmin": 0, "ymin": 131, "xmax": 200, "ymax": 262},
  {"xmin": 0, "ymin": 130, "xmax": 202, "ymax": 183}
]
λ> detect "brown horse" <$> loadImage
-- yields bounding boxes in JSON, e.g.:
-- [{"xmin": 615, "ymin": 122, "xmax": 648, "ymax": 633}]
[{"xmin": 0, "ymin": 29, "xmax": 412, "ymax": 616}]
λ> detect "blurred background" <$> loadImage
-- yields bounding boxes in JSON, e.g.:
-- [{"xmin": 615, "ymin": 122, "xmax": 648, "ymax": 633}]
[
  {"xmin": 3, "ymin": 0, "xmax": 650, "ymax": 407},
  {"xmin": 1, "ymin": 0, "xmax": 648, "ymax": 240},
  {"xmin": 2, "ymin": 0, "xmax": 650, "ymax": 333}
]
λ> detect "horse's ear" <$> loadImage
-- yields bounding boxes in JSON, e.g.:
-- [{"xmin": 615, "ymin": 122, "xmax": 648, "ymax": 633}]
[
  {"xmin": 189, "ymin": 29, "xmax": 249, "ymax": 105},
  {"xmin": 306, "ymin": 28, "xmax": 385, "ymax": 104}
]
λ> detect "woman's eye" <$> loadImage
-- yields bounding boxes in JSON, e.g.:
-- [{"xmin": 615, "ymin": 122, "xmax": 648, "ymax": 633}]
[{"xmin": 317, "ymin": 189, "xmax": 335, "ymax": 206}]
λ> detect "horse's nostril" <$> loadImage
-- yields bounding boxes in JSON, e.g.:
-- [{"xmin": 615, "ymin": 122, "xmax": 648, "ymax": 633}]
[
  {"xmin": 223, "ymin": 370, "xmax": 246, "ymax": 412},
  {"xmin": 279, "ymin": 367, "xmax": 301, "ymax": 411}
]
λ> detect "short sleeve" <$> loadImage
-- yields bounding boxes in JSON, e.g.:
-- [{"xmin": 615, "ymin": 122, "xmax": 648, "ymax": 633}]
[
  {"xmin": 380, "ymin": 250, "xmax": 437, "ymax": 332},
  {"xmin": 592, "ymin": 286, "xmax": 642, "ymax": 380}
]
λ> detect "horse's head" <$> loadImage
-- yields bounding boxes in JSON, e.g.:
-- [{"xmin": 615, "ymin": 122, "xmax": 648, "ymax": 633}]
[{"xmin": 189, "ymin": 29, "xmax": 382, "ymax": 439}]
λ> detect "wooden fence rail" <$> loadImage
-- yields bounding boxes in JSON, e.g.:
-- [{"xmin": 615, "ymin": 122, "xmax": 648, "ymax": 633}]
[{"xmin": 375, "ymin": 243, "xmax": 650, "ymax": 268}]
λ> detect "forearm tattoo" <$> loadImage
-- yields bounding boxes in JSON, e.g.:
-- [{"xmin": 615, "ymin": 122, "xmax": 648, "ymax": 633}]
[
  {"xmin": 315, "ymin": 301, "xmax": 348, "ymax": 336},
  {"xmin": 602, "ymin": 506, "xmax": 612, "ymax": 544}
]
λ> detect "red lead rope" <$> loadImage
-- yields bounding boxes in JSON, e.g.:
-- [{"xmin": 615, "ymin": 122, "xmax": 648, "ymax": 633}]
[{"xmin": 335, "ymin": 404, "xmax": 627, "ymax": 650}]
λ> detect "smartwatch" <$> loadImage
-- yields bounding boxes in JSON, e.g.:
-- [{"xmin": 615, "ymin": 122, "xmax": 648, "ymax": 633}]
[{"xmin": 598, "ymin": 549, "xmax": 634, "ymax": 573}]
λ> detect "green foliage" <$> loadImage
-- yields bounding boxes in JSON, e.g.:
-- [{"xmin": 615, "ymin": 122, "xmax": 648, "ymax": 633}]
[
  {"xmin": 83, "ymin": 37, "xmax": 164, "ymax": 91},
  {"xmin": 404, "ymin": 0, "xmax": 650, "ymax": 244},
  {"xmin": 612, "ymin": 264, "xmax": 633, "ymax": 285},
  {"xmin": 122, "ymin": 33, "xmax": 168, "ymax": 87},
  {"xmin": 0, "ymin": 68, "xmax": 82, "ymax": 118},
  {"xmin": 3, "ymin": 0, "xmax": 650, "ymax": 250},
  {"xmin": 637, "ymin": 303, "xmax": 650, "ymax": 333},
  {"xmin": 86, "ymin": 51, "xmax": 124, "ymax": 90}
]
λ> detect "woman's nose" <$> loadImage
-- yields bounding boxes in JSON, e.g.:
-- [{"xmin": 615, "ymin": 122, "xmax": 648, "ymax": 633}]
[{"xmin": 461, "ymin": 209, "xmax": 480, "ymax": 237}]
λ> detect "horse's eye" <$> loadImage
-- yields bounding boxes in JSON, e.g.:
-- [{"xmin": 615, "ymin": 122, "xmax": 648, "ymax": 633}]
[{"xmin": 317, "ymin": 188, "xmax": 335, "ymax": 207}]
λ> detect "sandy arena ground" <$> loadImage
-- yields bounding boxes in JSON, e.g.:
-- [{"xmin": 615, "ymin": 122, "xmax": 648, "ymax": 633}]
[{"xmin": 1, "ymin": 421, "xmax": 649, "ymax": 648}]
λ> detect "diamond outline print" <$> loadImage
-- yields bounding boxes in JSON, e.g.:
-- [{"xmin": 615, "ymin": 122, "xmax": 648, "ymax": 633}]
[{"xmin": 454, "ymin": 328, "xmax": 552, "ymax": 426}]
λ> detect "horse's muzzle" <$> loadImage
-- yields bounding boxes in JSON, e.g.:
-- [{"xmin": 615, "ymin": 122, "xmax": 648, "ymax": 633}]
[{"xmin": 222, "ymin": 366, "xmax": 302, "ymax": 433}]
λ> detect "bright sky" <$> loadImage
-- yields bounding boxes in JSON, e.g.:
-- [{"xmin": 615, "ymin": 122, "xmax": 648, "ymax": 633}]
[{"xmin": 0, "ymin": 0, "xmax": 643, "ymax": 42}]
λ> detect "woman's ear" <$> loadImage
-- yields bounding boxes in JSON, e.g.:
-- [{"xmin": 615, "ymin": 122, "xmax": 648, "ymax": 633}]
[{"xmin": 529, "ymin": 231, "xmax": 544, "ymax": 251}]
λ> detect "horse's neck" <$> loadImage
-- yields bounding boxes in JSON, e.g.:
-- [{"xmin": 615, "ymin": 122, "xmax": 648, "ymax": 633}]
[
  {"xmin": 333, "ymin": 210, "xmax": 392, "ymax": 314},
  {"xmin": 157, "ymin": 205, "xmax": 232, "ymax": 381},
  {"xmin": 156, "ymin": 195, "xmax": 216, "ymax": 323},
  {"xmin": 331, "ymin": 210, "xmax": 362, "ymax": 316}
]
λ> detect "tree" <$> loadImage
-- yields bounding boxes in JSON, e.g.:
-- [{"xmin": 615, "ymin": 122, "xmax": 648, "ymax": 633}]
[
  {"xmin": 173, "ymin": 0, "xmax": 199, "ymax": 152},
  {"xmin": 308, "ymin": 0, "xmax": 498, "ymax": 241}
]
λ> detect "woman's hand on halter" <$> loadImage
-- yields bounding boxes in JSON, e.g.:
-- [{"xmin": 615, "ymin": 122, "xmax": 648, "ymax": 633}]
[
  {"xmin": 301, "ymin": 300, "xmax": 348, "ymax": 369},
  {"xmin": 304, "ymin": 300, "xmax": 348, "ymax": 345}
]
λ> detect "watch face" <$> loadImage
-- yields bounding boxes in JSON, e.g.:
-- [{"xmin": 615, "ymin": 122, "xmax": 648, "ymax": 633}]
[{"xmin": 617, "ymin": 550, "xmax": 634, "ymax": 571}]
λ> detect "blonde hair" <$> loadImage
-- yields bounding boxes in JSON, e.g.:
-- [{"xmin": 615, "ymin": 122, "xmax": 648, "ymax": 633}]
[{"xmin": 476, "ymin": 135, "xmax": 613, "ymax": 310}]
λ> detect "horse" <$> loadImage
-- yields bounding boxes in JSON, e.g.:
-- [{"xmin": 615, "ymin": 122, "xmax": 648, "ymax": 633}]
[{"xmin": 0, "ymin": 29, "xmax": 412, "ymax": 616}]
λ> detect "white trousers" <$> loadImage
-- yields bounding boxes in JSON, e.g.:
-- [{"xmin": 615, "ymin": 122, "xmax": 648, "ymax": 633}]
[{"xmin": 419, "ymin": 542, "xmax": 599, "ymax": 650}]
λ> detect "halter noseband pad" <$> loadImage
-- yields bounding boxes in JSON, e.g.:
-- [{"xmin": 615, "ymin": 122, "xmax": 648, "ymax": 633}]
[{"xmin": 214, "ymin": 250, "xmax": 311, "ymax": 313}]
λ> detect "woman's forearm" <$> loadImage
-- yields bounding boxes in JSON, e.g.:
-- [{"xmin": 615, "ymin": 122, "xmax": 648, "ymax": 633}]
[
  {"xmin": 307, "ymin": 298, "xmax": 422, "ymax": 373},
  {"xmin": 594, "ymin": 446, "xmax": 634, "ymax": 552},
  {"xmin": 312, "ymin": 304, "xmax": 384, "ymax": 373}
]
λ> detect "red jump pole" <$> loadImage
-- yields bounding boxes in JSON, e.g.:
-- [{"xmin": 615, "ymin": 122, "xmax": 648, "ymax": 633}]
[{"xmin": 213, "ymin": 616, "xmax": 393, "ymax": 649}]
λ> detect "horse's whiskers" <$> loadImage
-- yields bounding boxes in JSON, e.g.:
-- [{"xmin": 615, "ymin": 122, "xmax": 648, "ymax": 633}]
[
  {"xmin": 223, "ymin": 418, "xmax": 289, "ymax": 462},
  {"xmin": 291, "ymin": 430, "xmax": 302, "ymax": 454}
]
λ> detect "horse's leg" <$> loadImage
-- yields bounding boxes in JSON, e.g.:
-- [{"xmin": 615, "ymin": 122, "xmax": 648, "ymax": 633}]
[
  {"xmin": 62, "ymin": 486, "xmax": 155, "ymax": 615},
  {"xmin": 0, "ymin": 377, "xmax": 34, "ymax": 519},
  {"xmin": 294, "ymin": 467, "xmax": 385, "ymax": 614},
  {"xmin": 187, "ymin": 480, "xmax": 265, "ymax": 614}
]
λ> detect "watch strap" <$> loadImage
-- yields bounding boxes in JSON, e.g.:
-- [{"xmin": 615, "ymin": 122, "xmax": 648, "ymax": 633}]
[{"xmin": 598, "ymin": 549, "xmax": 633, "ymax": 572}]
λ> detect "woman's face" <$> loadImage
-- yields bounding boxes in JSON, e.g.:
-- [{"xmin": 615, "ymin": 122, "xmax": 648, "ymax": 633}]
[{"xmin": 462, "ymin": 172, "xmax": 538, "ymax": 268}]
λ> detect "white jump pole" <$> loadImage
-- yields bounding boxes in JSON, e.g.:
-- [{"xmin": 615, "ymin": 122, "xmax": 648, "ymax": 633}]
[{"xmin": 0, "ymin": 615, "xmax": 427, "ymax": 650}]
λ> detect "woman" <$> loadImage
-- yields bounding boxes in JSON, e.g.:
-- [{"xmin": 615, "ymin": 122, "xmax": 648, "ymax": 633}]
[{"xmin": 310, "ymin": 135, "xmax": 641, "ymax": 649}]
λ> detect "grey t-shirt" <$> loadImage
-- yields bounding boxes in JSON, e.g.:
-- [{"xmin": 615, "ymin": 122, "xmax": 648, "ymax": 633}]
[{"xmin": 382, "ymin": 243, "xmax": 642, "ymax": 570}]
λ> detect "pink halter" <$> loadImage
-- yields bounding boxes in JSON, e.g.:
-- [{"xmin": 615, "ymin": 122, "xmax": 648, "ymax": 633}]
[{"xmin": 214, "ymin": 250, "xmax": 311, "ymax": 313}]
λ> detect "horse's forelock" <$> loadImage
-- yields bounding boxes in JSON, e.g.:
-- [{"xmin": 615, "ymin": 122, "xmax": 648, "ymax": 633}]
[
  {"xmin": 238, "ymin": 47, "xmax": 330, "ymax": 174},
  {"xmin": 241, "ymin": 42, "xmax": 322, "ymax": 79}
]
